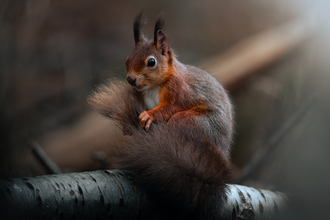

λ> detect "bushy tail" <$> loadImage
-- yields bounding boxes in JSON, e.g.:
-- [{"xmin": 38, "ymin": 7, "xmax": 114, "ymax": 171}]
[
  {"xmin": 88, "ymin": 80, "xmax": 232, "ymax": 219},
  {"xmin": 88, "ymin": 80, "xmax": 144, "ymax": 132}
]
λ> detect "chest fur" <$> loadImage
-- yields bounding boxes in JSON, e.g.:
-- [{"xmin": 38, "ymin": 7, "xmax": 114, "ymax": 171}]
[{"xmin": 144, "ymin": 87, "xmax": 160, "ymax": 110}]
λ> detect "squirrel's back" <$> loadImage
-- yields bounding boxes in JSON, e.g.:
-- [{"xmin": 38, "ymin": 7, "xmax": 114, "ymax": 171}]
[{"xmin": 182, "ymin": 65, "xmax": 233, "ymax": 159}]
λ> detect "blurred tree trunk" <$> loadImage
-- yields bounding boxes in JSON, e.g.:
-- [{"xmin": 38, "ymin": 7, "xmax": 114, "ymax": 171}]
[{"xmin": 0, "ymin": 170, "xmax": 287, "ymax": 220}]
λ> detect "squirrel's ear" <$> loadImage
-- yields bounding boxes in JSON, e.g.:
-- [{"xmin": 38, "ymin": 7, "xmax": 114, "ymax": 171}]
[
  {"xmin": 154, "ymin": 13, "xmax": 167, "ymax": 55},
  {"xmin": 155, "ymin": 30, "xmax": 168, "ymax": 55},
  {"xmin": 133, "ymin": 11, "xmax": 144, "ymax": 45}
]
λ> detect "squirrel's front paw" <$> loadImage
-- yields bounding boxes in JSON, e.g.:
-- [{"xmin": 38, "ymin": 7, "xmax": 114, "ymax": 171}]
[{"xmin": 139, "ymin": 111, "xmax": 154, "ymax": 131}]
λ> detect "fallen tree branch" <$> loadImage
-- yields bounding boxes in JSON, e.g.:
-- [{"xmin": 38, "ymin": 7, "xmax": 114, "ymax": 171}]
[
  {"xmin": 201, "ymin": 19, "xmax": 313, "ymax": 90},
  {"xmin": 235, "ymin": 93, "xmax": 318, "ymax": 184},
  {"xmin": 0, "ymin": 170, "xmax": 288, "ymax": 219},
  {"xmin": 30, "ymin": 140, "xmax": 62, "ymax": 175}
]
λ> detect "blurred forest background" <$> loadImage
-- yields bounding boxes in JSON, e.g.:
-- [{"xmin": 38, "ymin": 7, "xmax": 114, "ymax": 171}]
[{"xmin": 1, "ymin": 0, "xmax": 330, "ymax": 219}]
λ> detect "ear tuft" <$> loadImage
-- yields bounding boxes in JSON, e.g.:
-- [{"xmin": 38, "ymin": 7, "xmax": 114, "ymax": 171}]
[
  {"xmin": 134, "ymin": 11, "xmax": 146, "ymax": 45},
  {"xmin": 154, "ymin": 13, "xmax": 166, "ymax": 43},
  {"xmin": 154, "ymin": 14, "xmax": 168, "ymax": 55}
]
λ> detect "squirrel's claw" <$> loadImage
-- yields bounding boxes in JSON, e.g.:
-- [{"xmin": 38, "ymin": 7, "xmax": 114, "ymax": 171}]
[
  {"xmin": 145, "ymin": 118, "xmax": 152, "ymax": 131},
  {"xmin": 139, "ymin": 111, "xmax": 154, "ymax": 131}
]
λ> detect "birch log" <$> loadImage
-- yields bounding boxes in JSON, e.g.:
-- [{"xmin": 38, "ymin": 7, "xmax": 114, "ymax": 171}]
[{"xmin": 0, "ymin": 170, "xmax": 288, "ymax": 220}]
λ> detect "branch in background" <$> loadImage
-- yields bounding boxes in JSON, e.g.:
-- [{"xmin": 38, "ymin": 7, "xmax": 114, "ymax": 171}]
[
  {"xmin": 0, "ymin": 170, "xmax": 288, "ymax": 220},
  {"xmin": 30, "ymin": 140, "xmax": 62, "ymax": 174},
  {"xmin": 235, "ymin": 93, "xmax": 317, "ymax": 184},
  {"xmin": 201, "ymin": 19, "xmax": 314, "ymax": 90}
]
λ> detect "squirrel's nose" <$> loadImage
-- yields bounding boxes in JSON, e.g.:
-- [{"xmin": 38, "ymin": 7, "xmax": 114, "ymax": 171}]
[{"xmin": 127, "ymin": 75, "xmax": 137, "ymax": 86}]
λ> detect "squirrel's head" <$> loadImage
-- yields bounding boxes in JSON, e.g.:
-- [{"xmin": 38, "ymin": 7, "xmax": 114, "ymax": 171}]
[{"xmin": 126, "ymin": 12, "xmax": 174, "ymax": 91}]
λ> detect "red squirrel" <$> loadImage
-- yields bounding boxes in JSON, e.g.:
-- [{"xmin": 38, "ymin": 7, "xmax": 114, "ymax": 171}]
[{"xmin": 88, "ymin": 12, "xmax": 233, "ymax": 220}]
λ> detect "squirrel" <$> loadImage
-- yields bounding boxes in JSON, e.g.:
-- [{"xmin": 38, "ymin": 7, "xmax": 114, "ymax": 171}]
[{"xmin": 88, "ymin": 12, "xmax": 233, "ymax": 220}]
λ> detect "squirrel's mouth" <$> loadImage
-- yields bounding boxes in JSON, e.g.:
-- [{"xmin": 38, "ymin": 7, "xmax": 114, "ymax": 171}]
[{"xmin": 136, "ymin": 84, "xmax": 146, "ymax": 91}]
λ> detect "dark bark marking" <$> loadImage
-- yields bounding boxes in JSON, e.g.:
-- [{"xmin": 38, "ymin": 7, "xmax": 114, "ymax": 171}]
[
  {"xmin": 104, "ymin": 170, "xmax": 112, "ymax": 177},
  {"xmin": 53, "ymin": 185, "xmax": 60, "ymax": 194},
  {"xmin": 22, "ymin": 177, "xmax": 28, "ymax": 181},
  {"xmin": 235, "ymin": 201, "xmax": 240, "ymax": 213},
  {"xmin": 60, "ymin": 183, "xmax": 65, "ymax": 189},
  {"xmin": 55, "ymin": 182, "xmax": 60, "ymax": 188},
  {"xmin": 236, "ymin": 187, "xmax": 246, "ymax": 204},
  {"xmin": 250, "ymin": 188, "xmax": 257, "ymax": 193},
  {"xmin": 246, "ymin": 192, "xmax": 251, "ymax": 200},
  {"xmin": 78, "ymin": 185, "xmax": 83, "ymax": 195},
  {"xmin": 98, "ymin": 186, "xmax": 105, "ymax": 205},
  {"xmin": 117, "ymin": 181, "xmax": 126, "ymax": 193},
  {"xmin": 117, "ymin": 172, "xmax": 124, "ymax": 177},
  {"xmin": 258, "ymin": 201, "xmax": 264, "ymax": 214},
  {"xmin": 70, "ymin": 190, "xmax": 74, "ymax": 196},
  {"xmin": 26, "ymin": 182, "xmax": 35, "ymax": 196},
  {"xmin": 77, "ymin": 184, "xmax": 85, "ymax": 206},
  {"xmin": 239, "ymin": 208, "xmax": 255, "ymax": 220},
  {"xmin": 231, "ymin": 207, "xmax": 237, "ymax": 220},
  {"xmin": 257, "ymin": 189, "xmax": 266, "ymax": 202},
  {"xmin": 88, "ymin": 173, "xmax": 97, "ymax": 183},
  {"xmin": 111, "ymin": 173, "xmax": 125, "ymax": 211},
  {"xmin": 36, "ymin": 189, "xmax": 42, "ymax": 209}
]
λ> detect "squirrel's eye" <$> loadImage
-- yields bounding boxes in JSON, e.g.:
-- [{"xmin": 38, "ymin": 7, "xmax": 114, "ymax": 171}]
[{"xmin": 147, "ymin": 58, "xmax": 156, "ymax": 67}]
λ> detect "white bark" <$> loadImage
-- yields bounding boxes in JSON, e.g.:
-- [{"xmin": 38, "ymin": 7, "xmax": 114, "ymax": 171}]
[
  {"xmin": 0, "ymin": 170, "xmax": 288, "ymax": 219},
  {"xmin": 222, "ymin": 185, "xmax": 288, "ymax": 220}
]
